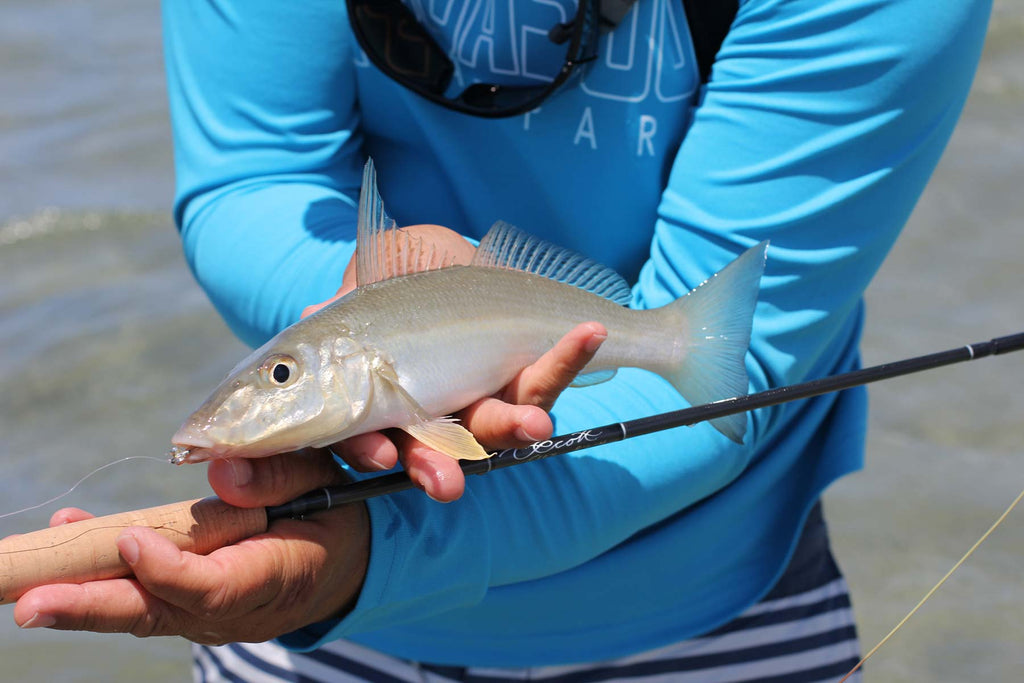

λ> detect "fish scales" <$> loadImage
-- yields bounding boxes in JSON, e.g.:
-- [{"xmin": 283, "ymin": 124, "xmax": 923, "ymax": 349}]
[{"xmin": 311, "ymin": 265, "xmax": 679, "ymax": 417}]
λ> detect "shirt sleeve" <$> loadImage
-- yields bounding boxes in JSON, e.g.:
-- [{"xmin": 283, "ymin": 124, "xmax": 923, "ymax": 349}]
[{"xmin": 162, "ymin": 0, "xmax": 366, "ymax": 348}]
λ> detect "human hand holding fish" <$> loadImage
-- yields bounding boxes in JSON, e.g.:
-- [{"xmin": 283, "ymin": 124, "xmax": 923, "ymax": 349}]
[
  {"xmin": 5, "ymin": 308, "xmax": 610, "ymax": 640},
  {"xmin": 3, "ymin": 158, "xmax": 763, "ymax": 638},
  {"xmin": 168, "ymin": 160, "xmax": 762, "ymax": 472},
  {"xmin": 298, "ymin": 220, "xmax": 607, "ymax": 503}
]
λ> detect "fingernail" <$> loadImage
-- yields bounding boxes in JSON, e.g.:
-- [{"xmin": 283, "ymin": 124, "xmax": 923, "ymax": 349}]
[
  {"xmin": 366, "ymin": 453, "xmax": 392, "ymax": 471},
  {"xmin": 515, "ymin": 425, "xmax": 542, "ymax": 443},
  {"xmin": 416, "ymin": 472, "xmax": 446, "ymax": 504},
  {"xmin": 336, "ymin": 440, "xmax": 391, "ymax": 471},
  {"xmin": 418, "ymin": 480, "xmax": 443, "ymax": 503},
  {"xmin": 117, "ymin": 532, "xmax": 140, "ymax": 565},
  {"xmin": 20, "ymin": 612, "xmax": 57, "ymax": 629},
  {"xmin": 584, "ymin": 331, "xmax": 607, "ymax": 354},
  {"xmin": 230, "ymin": 458, "xmax": 253, "ymax": 488}
]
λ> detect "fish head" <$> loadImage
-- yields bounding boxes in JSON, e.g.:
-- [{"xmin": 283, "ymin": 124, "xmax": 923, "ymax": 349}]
[{"xmin": 171, "ymin": 330, "xmax": 374, "ymax": 463}]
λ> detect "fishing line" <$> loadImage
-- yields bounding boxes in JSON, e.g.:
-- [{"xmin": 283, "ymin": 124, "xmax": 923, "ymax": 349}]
[
  {"xmin": 0, "ymin": 522, "xmax": 190, "ymax": 556},
  {"xmin": 838, "ymin": 485, "xmax": 1024, "ymax": 682},
  {"xmin": 0, "ymin": 456, "xmax": 168, "ymax": 521}
]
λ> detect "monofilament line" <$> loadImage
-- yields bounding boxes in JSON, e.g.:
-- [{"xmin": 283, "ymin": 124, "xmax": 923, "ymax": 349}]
[
  {"xmin": 0, "ymin": 456, "xmax": 168, "ymax": 520},
  {"xmin": 838, "ymin": 485, "xmax": 1024, "ymax": 682}
]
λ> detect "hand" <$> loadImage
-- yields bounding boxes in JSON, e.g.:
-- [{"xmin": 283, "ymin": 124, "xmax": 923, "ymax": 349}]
[
  {"xmin": 302, "ymin": 223, "xmax": 478, "ymax": 317},
  {"xmin": 305, "ymin": 224, "xmax": 608, "ymax": 502},
  {"xmin": 14, "ymin": 449, "xmax": 368, "ymax": 644},
  {"xmin": 10, "ymin": 318, "xmax": 603, "ymax": 640}
]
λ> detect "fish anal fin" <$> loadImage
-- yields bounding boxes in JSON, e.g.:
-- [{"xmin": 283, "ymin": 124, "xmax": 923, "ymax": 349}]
[
  {"xmin": 403, "ymin": 418, "xmax": 491, "ymax": 461},
  {"xmin": 569, "ymin": 369, "xmax": 617, "ymax": 388},
  {"xmin": 356, "ymin": 159, "xmax": 459, "ymax": 286},
  {"xmin": 472, "ymin": 221, "xmax": 633, "ymax": 305}
]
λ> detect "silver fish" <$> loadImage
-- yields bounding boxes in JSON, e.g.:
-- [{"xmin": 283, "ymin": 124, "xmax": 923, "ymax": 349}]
[{"xmin": 170, "ymin": 160, "xmax": 767, "ymax": 464}]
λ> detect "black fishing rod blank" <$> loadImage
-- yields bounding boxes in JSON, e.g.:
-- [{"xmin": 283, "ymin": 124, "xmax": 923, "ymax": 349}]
[{"xmin": 266, "ymin": 332, "xmax": 1024, "ymax": 522}]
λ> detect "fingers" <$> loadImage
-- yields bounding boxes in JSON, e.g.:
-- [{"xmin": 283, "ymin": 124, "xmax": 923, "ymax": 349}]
[
  {"xmin": 459, "ymin": 322, "xmax": 608, "ymax": 450},
  {"xmin": 328, "ymin": 322, "xmax": 607, "ymax": 501},
  {"xmin": 501, "ymin": 322, "xmax": 607, "ymax": 410},
  {"xmin": 207, "ymin": 448, "xmax": 349, "ymax": 508},
  {"xmin": 15, "ymin": 529, "xmax": 246, "ymax": 638},
  {"xmin": 330, "ymin": 431, "xmax": 398, "ymax": 472},
  {"xmin": 392, "ymin": 431, "xmax": 467, "ymax": 503},
  {"xmin": 327, "ymin": 430, "xmax": 464, "ymax": 502},
  {"xmin": 49, "ymin": 507, "xmax": 95, "ymax": 527},
  {"xmin": 15, "ymin": 505, "xmax": 369, "ymax": 642},
  {"xmin": 459, "ymin": 399, "xmax": 552, "ymax": 450},
  {"xmin": 15, "ymin": 579, "xmax": 154, "ymax": 634},
  {"xmin": 113, "ymin": 527, "xmax": 287, "ymax": 625}
]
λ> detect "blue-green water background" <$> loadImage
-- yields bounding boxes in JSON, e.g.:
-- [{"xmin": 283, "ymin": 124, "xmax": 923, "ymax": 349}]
[{"xmin": 1, "ymin": 1, "xmax": 1021, "ymax": 680}]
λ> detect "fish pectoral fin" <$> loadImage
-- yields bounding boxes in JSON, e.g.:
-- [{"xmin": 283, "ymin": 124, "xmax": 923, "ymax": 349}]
[
  {"xmin": 569, "ymin": 369, "xmax": 617, "ymax": 388},
  {"xmin": 403, "ymin": 417, "xmax": 491, "ymax": 461}
]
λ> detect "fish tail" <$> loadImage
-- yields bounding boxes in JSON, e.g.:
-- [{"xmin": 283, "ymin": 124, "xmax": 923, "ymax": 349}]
[{"xmin": 662, "ymin": 241, "xmax": 767, "ymax": 444}]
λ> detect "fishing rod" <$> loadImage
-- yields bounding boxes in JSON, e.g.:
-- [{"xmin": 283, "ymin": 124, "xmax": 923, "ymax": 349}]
[
  {"xmin": 267, "ymin": 330, "xmax": 1024, "ymax": 520},
  {"xmin": 1, "ymin": 331, "xmax": 1022, "ymax": 604}
]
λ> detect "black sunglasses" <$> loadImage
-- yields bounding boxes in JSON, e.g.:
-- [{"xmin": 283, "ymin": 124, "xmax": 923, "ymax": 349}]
[{"xmin": 346, "ymin": 0, "xmax": 601, "ymax": 118}]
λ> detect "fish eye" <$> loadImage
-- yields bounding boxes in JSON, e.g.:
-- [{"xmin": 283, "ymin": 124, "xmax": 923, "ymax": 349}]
[
  {"xmin": 260, "ymin": 354, "xmax": 299, "ymax": 387},
  {"xmin": 272, "ymin": 363, "xmax": 290, "ymax": 383}
]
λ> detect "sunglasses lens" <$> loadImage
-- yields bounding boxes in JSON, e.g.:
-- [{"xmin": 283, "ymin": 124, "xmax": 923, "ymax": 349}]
[
  {"xmin": 456, "ymin": 83, "xmax": 545, "ymax": 112},
  {"xmin": 348, "ymin": 0, "xmax": 598, "ymax": 117},
  {"xmin": 350, "ymin": 0, "xmax": 453, "ymax": 95}
]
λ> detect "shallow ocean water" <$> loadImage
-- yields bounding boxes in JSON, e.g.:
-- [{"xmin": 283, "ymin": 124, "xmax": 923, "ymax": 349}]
[{"xmin": 1, "ymin": 1, "xmax": 1021, "ymax": 681}]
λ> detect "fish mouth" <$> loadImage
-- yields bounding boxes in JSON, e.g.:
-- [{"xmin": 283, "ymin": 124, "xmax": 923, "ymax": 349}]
[
  {"xmin": 167, "ymin": 444, "xmax": 209, "ymax": 465},
  {"xmin": 169, "ymin": 424, "xmax": 218, "ymax": 465}
]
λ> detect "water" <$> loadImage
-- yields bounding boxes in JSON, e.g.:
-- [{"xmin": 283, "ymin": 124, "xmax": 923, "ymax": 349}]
[
  {"xmin": 0, "ymin": 1, "xmax": 1021, "ymax": 681},
  {"xmin": 825, "ymin": 3, "xmax": 1024, "ymax": 677}
]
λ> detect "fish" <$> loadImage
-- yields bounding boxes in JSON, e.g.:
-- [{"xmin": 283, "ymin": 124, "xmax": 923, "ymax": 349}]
[{"xmin": 169, "ymin": 160, "xmax": 767, "ymax": 464}]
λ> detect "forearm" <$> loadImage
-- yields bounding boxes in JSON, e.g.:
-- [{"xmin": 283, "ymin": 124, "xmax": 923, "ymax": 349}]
[
  {"xmin": 163, "ymin": 0, "xmax": 364, "ymax": 345},
  {"xmin": 180, "ymin": 183, "xmax": 358, "ymax": 346}
]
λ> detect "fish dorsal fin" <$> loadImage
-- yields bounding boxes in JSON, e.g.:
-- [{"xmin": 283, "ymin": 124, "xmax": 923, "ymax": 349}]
[
  {"xmin": 356, "ymin": 159, "xmax": 457, "ymax": 286},
  {"xmin": 472, "ymin": 221, "xmax": 633, "ymax": 305}
]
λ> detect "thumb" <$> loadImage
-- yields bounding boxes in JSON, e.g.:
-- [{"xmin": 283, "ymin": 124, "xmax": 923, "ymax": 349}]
[{"xmin": 208, "ymin": 449, "xmax": 349, "ymax": 508}]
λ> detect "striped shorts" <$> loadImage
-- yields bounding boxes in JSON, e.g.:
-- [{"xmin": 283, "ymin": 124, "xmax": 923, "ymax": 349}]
[{"xmin": 194, "ymin": 504, "xmax": 862, "ymax": 683}]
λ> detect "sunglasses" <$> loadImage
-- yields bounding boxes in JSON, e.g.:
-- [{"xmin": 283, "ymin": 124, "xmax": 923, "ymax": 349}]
[{"xmin": 346, "ymin": 0, "xmax": 601, "ymax": 118}]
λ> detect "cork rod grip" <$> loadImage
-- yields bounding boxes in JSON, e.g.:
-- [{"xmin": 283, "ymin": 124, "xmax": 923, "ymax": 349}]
[{"xmin": 0, "ymin": 497, "xmax": 268, "ymax": 605}]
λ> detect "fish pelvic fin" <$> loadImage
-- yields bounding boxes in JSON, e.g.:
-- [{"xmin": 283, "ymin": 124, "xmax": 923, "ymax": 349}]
[
  {"xmin": 403, "ymin": 417, "xmax": 491, "ymax": 461},
  {"xmin": 473, "ymin": 221, "xmax": 633, "ymax": 305},
  {"xmin": 664, "ymin": 241, "xmax": 768, "ymax": 444},
  {"xmin": 356, "ymin": 159, "xmax": 460, "ymax": 286},
  {"xmin": 371, "ymin": 352, "xmax": 491, "ymax": 461}
]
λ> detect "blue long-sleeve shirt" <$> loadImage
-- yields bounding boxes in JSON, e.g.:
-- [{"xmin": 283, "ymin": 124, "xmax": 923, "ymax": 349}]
[{"xmin": 162, "ymin": 0, "xmax": 990, "ymax": 667}]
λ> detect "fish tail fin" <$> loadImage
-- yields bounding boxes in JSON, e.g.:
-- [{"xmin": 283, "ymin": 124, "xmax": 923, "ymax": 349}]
[{"xmin": 662, "ymin": 241, "xmax": 768, "ymax": 444}]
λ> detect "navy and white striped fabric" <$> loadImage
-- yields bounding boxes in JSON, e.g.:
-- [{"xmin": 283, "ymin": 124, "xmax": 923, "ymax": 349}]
[{"xmin": 193, "ymin": 505, "xmax": 862, "ymax": 683}]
